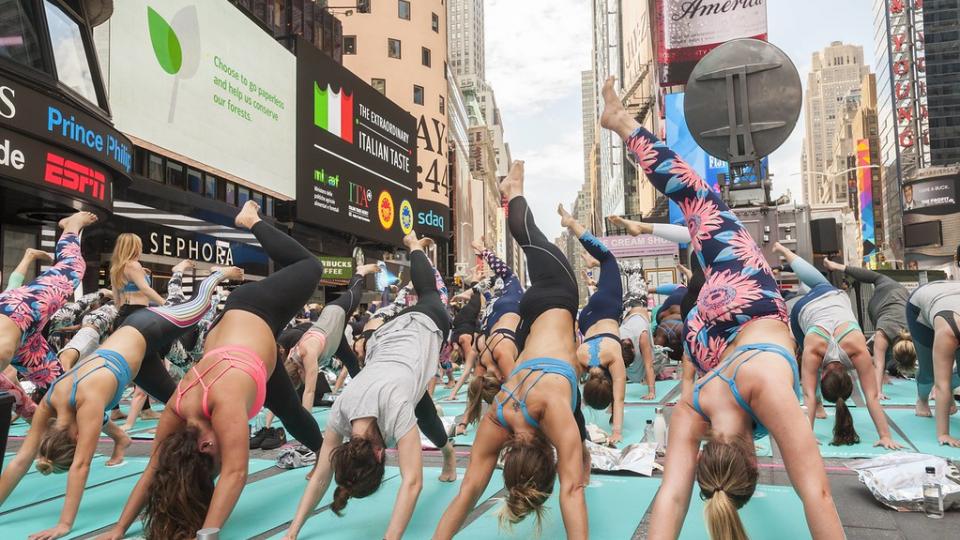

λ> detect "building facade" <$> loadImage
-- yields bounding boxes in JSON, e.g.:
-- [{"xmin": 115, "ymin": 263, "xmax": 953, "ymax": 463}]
[
  {"xmin": 801, "ymin": 41, "xmax": 870, "ymax": 207},
  {"xmin": 924, "ymin": 0, "xmax": 960, "ymax": 166},
  {"xmin": 339, "ymin": 0, "xmax": 452, "ymax": 272},
  {"xmin": 447, "ymin": 0, "xmax": 484, "ymax": 83},
  {"xmin": 591, "ymin": 0, "xmax": 626, "ymax": 222}
]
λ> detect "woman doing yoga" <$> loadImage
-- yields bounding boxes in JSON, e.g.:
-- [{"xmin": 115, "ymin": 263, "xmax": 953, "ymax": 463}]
[
  {"xmin": 445, "ymin": 283, "xmax": 482, "ymax": 401},
  {"xmin": 0, "ymin": 212, "xmax": 97, "ymax": 387},
  {"xmin": 906, "ymin": 280, "xmax": 960, "ymax": 447},
  {"xmin": 110, "ymin": 233, "xmax": 166, "ymax": 323},
  {"xmin": 600, "ymin": 76, "xmax": 842, "ymax": 540},
  {"xmin": 434, "ymin": 161, "xmax": 590, "ymax": 539},
  {"xmin": 100, "ymin": 201, "xmax": 326, "ymax": 540},
  {"xmin": 0, "ymin": 266, "xmax": 239, "ymax": 540},
  {"xmin": 823, "ymin": 258, "xmax": 917, "ymax": 404},
  {"xmin": 772, "ymin": 243, "xmax": 900, "ymax": 449},
  {"xmin": 558, "ymin": 204, "xmax": 630, "ymax": 445},
  {"xmin": 283, "ymin": 232, "xmax": 456, "ymax": 540}
]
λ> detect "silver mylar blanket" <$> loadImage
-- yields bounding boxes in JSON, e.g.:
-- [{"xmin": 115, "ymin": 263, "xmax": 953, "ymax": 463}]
[{"xmin": 846, "ymin": 453, "xmax": 960, "ymax": 512}]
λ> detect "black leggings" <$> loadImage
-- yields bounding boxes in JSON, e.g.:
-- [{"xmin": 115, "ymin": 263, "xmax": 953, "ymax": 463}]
[
  {"xmin": 223, "ymin": 220, "xmax": 324, "ymax": 451},
  {"xmin": 221, "ymin": 220, "xmax": 324, "ymax": 337},
  {"xmin": 415, "ymin": 392, "xmax": 448, "ymax": 448},
  {"xmin": 324, "ymin": 273, "xmax": 367, "ymax": 376},
  {"xmin": 508, "ymin": 196, "xmax": 578, "ymax": 350},
  {"xmin": 397, "ymin": 250, "xmax": 450, "ymax": 337}
]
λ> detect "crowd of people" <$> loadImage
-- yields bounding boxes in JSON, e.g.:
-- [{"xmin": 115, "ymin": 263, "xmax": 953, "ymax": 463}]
[{"xmin": 1, "ymin": 76, "xmax": 958, "ymax": 539}]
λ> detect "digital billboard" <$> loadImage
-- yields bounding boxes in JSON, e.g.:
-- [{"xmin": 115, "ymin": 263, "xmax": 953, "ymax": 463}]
[
  {"xmin": 855, "ymin": 139, "xmax": 876, "ymax": 259},
  {"xmin": 904, "ymin": 175, "xmax": 958, "ymax": 214},
  {"xmin": 655, "ymin": 0, "xmax": 768, "ymax": 86},
  {"xmin": 296, "ymin": 38, "xmax": 418, "ymax": 246},
  {"xmin": 97, "ymin": 0, "xmax": 296, "ymax": 196}
]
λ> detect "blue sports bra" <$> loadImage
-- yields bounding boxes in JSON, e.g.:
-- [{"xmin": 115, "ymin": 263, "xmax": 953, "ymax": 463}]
[
  {"xmin": 583, "ymin": 332, "xmax": 619, "ymax": 376},
  {"xmin": 122, "ymin": 274, "xmax": 152, "ymax": 293},
  {"xmin": 46, "ymin": 349, "xmax": 132, "ymax": 424},
  {"xmin": 692, "ymin": 343, "xmax": 799, "ymax": 440},
  {"xmin": 494, "ymin": 357, "xmax": 578, "ymax": 430}
]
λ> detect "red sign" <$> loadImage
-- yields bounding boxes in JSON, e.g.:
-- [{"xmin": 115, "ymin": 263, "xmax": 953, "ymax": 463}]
[
  {"xmin": 888, "ymin": 0, "xmax": 929, "ymax": 153},
  {"xmin": 44, "ymin": 152, "xmax": 107, "ymax": 201}
]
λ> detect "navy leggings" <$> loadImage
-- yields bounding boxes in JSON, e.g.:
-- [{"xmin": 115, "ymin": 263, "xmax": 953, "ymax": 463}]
[
  {"xmin": 577, "ymin": 232, "xmax": 622, "ymax": 332},
  {"xmin": 906, "ymin": 301, "xmax": 960, "ymax": 398}
]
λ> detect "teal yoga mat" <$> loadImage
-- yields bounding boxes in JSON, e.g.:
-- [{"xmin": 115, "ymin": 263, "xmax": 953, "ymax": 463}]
[
  {"xmin": 625, "ymin": 380, "xmax": 680, "ymax": 403},
  {"xmin": 886, "ymin": 408, "xmax": 960, "ymax": 460},
  {"xmin": 274, "ymin": 467, "xmax": 504, "ymax": 539},
  {"xmin": 456, "ymin": 474, "xmax": 660, "ymax": 539},
  {"xmin": 812, "ymin": 408, "xmax": 909, "ymax": 458},
  {"xmin": 678, "ymin": 484, "xmax": 811, "ymax": 540},
  {"xmin": 8, "ymin": 419, "xmax": 29, "ymax": 437},
  {"xmin": 879, "ymin": 377, "xmax": 919, "ymax": 406},
  {"xmin": 0, "ymin": 455, "xmax": 147, "ymax": 514}
]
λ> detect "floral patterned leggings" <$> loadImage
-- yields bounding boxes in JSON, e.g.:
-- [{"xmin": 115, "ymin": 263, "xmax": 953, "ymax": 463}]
[
  {"xmin": 0, "ymin": 233, "xmax": 85, "ymax": 386},
  {"xmin": 625, "ymin": 127, "xmax": 787, "ymax": 373}
]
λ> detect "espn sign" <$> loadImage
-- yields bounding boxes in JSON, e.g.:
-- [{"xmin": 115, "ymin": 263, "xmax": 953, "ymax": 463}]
[{"xmin": 44, "ymin": 152, "xmax": 107, "ymax": 201}]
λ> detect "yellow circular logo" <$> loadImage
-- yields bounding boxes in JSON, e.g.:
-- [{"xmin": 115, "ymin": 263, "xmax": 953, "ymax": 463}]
[
  {"xmin": 399, "ymin": 200, "xmax": 414, "ymax": 234},
  {"xmin": 377, "ymin": 191, "xmax": 395, "ymax": 230}
]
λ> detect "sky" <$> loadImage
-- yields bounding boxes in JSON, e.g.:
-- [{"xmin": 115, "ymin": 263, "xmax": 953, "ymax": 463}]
[{"xmin": 485, "ymin": 0, "xmax": 878, "ymax": 241}]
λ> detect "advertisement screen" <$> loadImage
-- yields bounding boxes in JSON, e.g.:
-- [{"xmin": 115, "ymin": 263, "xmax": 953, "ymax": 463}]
[
  {"xmin": 98, "ymin": 0, "xmax": 296, "ymax": 196},
  {"xmin": 855, "ymin": 139, "xmax": 876, "ymax": 259},
  {"xmin": 904, "ymin": 176, "xmax": 957, "ymax": 214},
  {"xmin": 656, "ymin": 0, "xmax": 768, "ymax": 86},
  {"xmin": 664, "ymin": 93, "xmax": 716, "ymax": 229},
  {"xmin": 296, "ymin": 38, "xmax": 418, "ymax": 246}
]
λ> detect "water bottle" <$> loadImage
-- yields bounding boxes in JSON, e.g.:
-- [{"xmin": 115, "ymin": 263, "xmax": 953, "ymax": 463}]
[
  {"xmin": 196, "ymin": 527, "xmax": 220, "ymax": 540},
  {"xmin": 923, "ymin": 465, "xmax": 944, "ymax": 519},
  {"xmin": 642, "ymin": 420, "xmax": 655, "ymax": 443},
  {"xmin": 653, "ymin": 407, "xmax": 667, "ymax": 452}
]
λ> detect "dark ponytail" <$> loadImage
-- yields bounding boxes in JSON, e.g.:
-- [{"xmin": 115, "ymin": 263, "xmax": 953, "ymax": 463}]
[
  {"xmin": 329, "ymin": 437, "xmax": 385, "ymax": 516},
  {"xmin": 465, "ymin": 374, "xmax": 500, "ymax": 426},
  {"xmin": 821, "ymin": 369, "xmax": 859, "ymax": 445}
]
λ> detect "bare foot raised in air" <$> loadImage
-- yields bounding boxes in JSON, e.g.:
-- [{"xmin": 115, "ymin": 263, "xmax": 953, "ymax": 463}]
[
  {"xmin": 403, "ymin": 231, "xmax": 433, "ymax": 252},
  {"xmin": 235, "ymin": 200, "xmax": 262, "ymax": 230},
  {"xmin": 26, "ymin": 248, "xmax": 53, "ymax": 264},
  {"xmin": 439, "ymin": 442, "xmax": 458, "ymax": 482},
  {"xmin": 916, "ymin": 398, "xmax": 933, "ymax": 417},
  {"xmin": 557, "ymin": 204, "xmax": 576, "ymax": 229},
  {"xmin": 607, "ymin": 215, "xmax": 645, "ymax": 237},
  {"xmin": 58, "ymin": 211, "xmax": 98, "ymax": 234},
  {"xmin": 171, "ymin": 259, "xmax": 195, "ymax": 274},
  {"xmin": 581, "ymin": 252, "xmax": 600, "ymax": 269},
  {"xmin": 211, "ymin": 266, "xmax": 244, "ymax": 281},
  {"xmin": 498, "ymin": 160, "xmax": 524, "ymax": 201},
  {"xmin": 599, "ymin": 76, "xmax": 627, "ymax": 131}
]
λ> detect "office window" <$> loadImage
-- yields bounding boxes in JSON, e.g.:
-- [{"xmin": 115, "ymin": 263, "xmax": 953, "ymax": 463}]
[
  {"xmin": 265, "ymin": 196, "xmax": 275, "ymax": 217},
  {"xmin": 388, "ymin": 38, "xmax": 401, "ymax": 59},
  {"xmin": 224, "ymin": 182, "xmax": 236, "ymax": 205},
  {"xmin": 421, "ymin": 47, "xmax": 431, "ymax": 67},
  {"xmin": 187, "ymin": 168, "xmax": 203, "ymax": 194},
  {"xmin": 439, "ymin": 96, "xmax": 445, "ymax": 114},
  {"xmin": 1, "ymin": 0, "xmax": 43, "ymax": 69},
  {"xmin": 413, "ymin": 85, "xmax": 424, "ymax": 105},
  {"xmin": 252, "ymin": 192, "xmax": 265, "ymax": 208},
  {"xmin": 372, "ymin": 78, "xmax": 386, "ymax": 95},
  {"xmin": 432, "ymin": 12, "xmax": 440, "ymax": 32},
  {"xmin": 357, "ymin": 0, "xmax": 370, "ymax": 13},
  {"xmin": 43, "ymin": 1, "xmax": 99, "ymax": 105},
  {"xmin": 344, "ymin": 35, "xmax": 356, "ymax": 55},
  {"xmin": 398, "ymin": 0, "xmax": 410, "ymax": 20},
  {"xmin": 237, "ymin": 186, "xmax": 251, "ymax": 206},
  {"xmin": 147, "ymin": 154, "xmax": 164, "ymax": 182},
  {"xmin": 166, "ymin": 161, "xmax": 186, "ymax": 189},
  {"xmin": 204, "ymin": 174, "xmax": 217, "ymax": 199}
]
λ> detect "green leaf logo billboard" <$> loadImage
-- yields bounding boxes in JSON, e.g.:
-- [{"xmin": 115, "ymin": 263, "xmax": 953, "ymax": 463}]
[{"xmin": 147, "ymin": 7, "xmax": 182, "ymax": 74}]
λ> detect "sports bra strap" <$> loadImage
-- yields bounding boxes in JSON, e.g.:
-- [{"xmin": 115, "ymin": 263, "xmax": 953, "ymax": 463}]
[{"xmin": 175, "ymin": 346, "xmax": 266, "ymax": 420}]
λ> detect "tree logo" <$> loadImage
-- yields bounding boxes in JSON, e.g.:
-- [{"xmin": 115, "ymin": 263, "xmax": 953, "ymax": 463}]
[{"xmin": 147, "ymin": 7, "xmax": 182, "ymax": 74}]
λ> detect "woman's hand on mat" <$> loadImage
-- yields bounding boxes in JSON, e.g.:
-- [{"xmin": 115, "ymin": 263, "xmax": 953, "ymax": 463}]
[
  {"xmin": 608, "ymin": 431, "xmax": 622, "ymax": 446},
  {"xmin": 28, "ymin": 522, "xmax": 71, "ymax": 540},
  {"xmin": 938, "ymin": 434, "xmax": 960, "ymax": 448},
  {"xmin": 873, "ymin": 436, "xmax": 903, "ymax": 450}
]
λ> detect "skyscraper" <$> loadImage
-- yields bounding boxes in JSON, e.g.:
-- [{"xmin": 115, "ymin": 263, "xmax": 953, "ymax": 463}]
[
  {"xmin": 447, "ymin": 0, "xmax": 485, "ymax": 83},
  {"xmin": 924, "ymin": 0, "xmax": 960, "ymax": 166},
  {"xmin": 801, "ymin": 42, "xmax": 870, "ymax": 207},
  {"xmin": 581, "ymin": 70, "xmax": 596, "ymax": 184}
]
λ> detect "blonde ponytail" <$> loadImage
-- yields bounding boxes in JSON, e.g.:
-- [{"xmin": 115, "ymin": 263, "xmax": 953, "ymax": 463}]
[{"xmin": 704, "ymin": 489, "xmax": 749, "ymax": 540}]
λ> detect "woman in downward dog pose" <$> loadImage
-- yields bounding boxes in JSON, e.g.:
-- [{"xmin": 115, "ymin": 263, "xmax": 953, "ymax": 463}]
[
  {"xmin": 445, "ymin": 282, "xmax": 482, "ymax": 401},
  {"xmin": 558, "ymin": 204, "xmax": 630, "ymax": 445},
  {"xmin": 462, "ymin": 244, "xmax": 524, "ymax": 427},
  {"xmin": 772, "ymin": 243, "xmax": 900, "ymax": 449},
  {"xmin": 906, "ymin": 280, "xmax": 960, "ymax": 446},
  {"xmin": 0, "ymin": 212, "xmax": 96, "ymax": 387},
  {"xmin": 435, "ymin": 161, "xmax": 590, "ymax": 539},
  {"xmin": 823, "ymin": 258, "xmax": 917, "ymax": 403},
  {"xmin": 600, "ymin": 76, "xmax": 842, "ymax": 539},
  {"xmin": 101, "ymin": 201, "xmax": 326, "ymax": 539},
  {"xmin": 0, "ymin": 266, "xmax": 239, "ymax": 540},
  {"xmin": 617, "ymin": 261, "xmax": 660, "ymax": 390},
  {"xmin": 283, "ymin": 232, "xmax": 456, "ymax": 540}
]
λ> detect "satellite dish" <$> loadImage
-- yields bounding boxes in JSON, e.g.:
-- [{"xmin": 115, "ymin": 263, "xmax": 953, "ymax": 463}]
[{"xmin": 684, "ymin": 39, "xmax": 801, "ymax": 164}]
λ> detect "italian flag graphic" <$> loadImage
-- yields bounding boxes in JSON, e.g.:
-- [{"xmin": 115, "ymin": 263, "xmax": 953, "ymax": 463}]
[{"xmin": 314, "ymin": 83, "xmax": 354, "ymax": 143}]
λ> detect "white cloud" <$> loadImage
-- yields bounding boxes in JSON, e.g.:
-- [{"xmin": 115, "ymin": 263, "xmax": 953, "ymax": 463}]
[
  {"xmin": 518, "ymin": 130, "xmax": 585, "ymax": 240},
  {"xmin": 485, "ymin": 0, "xmax": 592, "ymax": 117}
]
